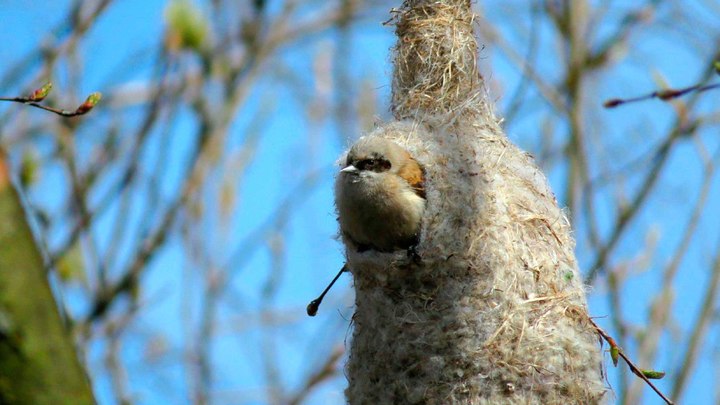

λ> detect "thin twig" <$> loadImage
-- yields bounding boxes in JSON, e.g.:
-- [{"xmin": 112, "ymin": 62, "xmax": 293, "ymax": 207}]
[
  {"xmin": 286, "ymin": 346, "xmax": 344, "ymax": 405},
  {"xmin": 307, "ymin": 265, "xmax": 348, "ymax": 317},
  {"xmin": 588, "ymin": 317, "xmax": 674, "ymax": 405},
  {"xmin": 604, "ymin": 82, "xmax": 720, "ymax": 108},
  {"xmin": 0, "ymin": 91, "xmax": 101, "ymax": 117}
]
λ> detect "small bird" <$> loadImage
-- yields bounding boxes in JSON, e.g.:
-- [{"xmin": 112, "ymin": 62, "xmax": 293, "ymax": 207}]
[
  {"xmin": 335, "ymin": 137, "xmax": 426, "ymax": 253},
  {"xmin": 308, "ymin": 137, "xmax": 425, "ymax": 316}
]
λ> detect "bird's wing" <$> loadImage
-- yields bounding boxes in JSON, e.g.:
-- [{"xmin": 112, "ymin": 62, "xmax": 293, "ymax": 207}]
[{"xmin": 398, "ymin": 155, "xmax": 426, "ymax": 199}]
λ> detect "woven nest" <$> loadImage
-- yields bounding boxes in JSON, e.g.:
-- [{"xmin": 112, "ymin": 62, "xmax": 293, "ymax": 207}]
[
  {"xmin": 343, "ymin": 1, "xmax": 606, "ymax": 404},
  {"xmin": 344, "ymin": 121, "xmax": 605, "ymax": 405},
  {"xmin": 392, "ymin": 0, "xmax": 489, "ymax": 120}
]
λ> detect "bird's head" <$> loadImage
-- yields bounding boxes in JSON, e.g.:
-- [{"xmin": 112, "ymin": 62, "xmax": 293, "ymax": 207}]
[{"xmin": 340, "ymin": 137, "xmax": 407, "ymax": 177}]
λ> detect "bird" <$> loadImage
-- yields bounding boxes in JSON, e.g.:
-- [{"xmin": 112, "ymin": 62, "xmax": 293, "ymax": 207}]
[
  {"xmin": 307, "ymin": 137, "xmax": 425, "ymax": 317},
  {"xmin": 334, "ymin": 137, "xmax": 426, "ymax": 253}
]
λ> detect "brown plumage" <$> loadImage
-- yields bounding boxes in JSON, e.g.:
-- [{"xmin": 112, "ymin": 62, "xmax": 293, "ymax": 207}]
[{"xmin": 397, "ymin": 153, "xmax": 425, "ymax": 199}]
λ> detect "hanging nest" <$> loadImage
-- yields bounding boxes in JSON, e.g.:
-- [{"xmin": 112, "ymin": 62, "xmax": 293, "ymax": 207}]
[
  {"xmin": 391, "ymin": 0, "xmax": 489, "ymax": 120},
  {"xmin": 343, "ymin": 1, "xmax": 606, "ymax": 404}
]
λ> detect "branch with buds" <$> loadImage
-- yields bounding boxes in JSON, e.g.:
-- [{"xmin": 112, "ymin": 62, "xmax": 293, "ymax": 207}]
[
  {"xmin": 604, "ymin": 61, "xmax": 720, "ymax": 108},
  {"xmin": 0, "ymin": 82, "xmax": 102, "ymax": 117},
  {"xmin": 588, "ymin": 317, "xmax": 673, "ymax": 405}
]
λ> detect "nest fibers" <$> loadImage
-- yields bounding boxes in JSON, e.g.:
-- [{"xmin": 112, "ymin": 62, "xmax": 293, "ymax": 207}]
[
  {"xmin": 342, "ymin": 1, "xmax": 606, "ymax": 404},
  {"xmin": 392, "ymin": 0, "xmax": 489, "ymax": 120}
]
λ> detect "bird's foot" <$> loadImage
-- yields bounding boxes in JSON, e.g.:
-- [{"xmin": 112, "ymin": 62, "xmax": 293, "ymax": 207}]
[{"xmin": 406, "ymin": 244, "xmax": 421, "ymax": 264}]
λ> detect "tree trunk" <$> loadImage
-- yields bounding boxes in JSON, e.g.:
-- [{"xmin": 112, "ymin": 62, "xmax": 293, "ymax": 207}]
[{"xmin": 0, "ymin": 154, "xmax": 95, "ymax": 405}]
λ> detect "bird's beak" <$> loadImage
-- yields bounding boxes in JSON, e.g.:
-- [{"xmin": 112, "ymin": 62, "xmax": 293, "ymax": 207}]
[{"xmin": 340, "ymin": 165, "xmax": 358, "ymax": 174}]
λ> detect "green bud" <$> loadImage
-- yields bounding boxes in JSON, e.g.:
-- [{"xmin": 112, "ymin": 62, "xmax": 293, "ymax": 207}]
[
  {"xmin": 76, "ymin": 92, "xmax": 102, "ymax": 114},
  {"xmin": 610, "ymin": 346, "xmax": 619, "ymax": 367},
  {"xmin": 19, "ymin": 150, "xmax": 38, "ymax": 187},
  {"xmin": 57, "ymin": 243, "xmax": 86, "ymax": 283},
  {"xmin": 641, "ymin": 369, "xmax": 666, "ymax": 379},
  {"xmin": 165, "ymin": 0, "xmax": 209, "ymax": 51},
  {"xmin": 29, "ymin": 82, "xmax": 53, "ymax": 102}
]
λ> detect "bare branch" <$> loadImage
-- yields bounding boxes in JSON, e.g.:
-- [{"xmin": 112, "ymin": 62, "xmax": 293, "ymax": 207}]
[{"xmin": 588, "ymin": 317, "xmax": 674, "ymax": 405}]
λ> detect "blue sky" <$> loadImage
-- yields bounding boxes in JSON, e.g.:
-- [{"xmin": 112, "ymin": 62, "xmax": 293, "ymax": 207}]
[{"xmin": 1, "ymin": 1, "xmax": 719, "ymax": 404}]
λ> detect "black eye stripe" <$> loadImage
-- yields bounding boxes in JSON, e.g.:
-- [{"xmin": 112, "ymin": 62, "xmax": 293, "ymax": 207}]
[{"xmin": 355, "ymin": 158, "xmax": 391, "ymax": 172}]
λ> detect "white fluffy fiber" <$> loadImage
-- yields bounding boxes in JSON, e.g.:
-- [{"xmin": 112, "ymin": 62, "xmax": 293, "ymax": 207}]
[
  {"xmin": 344, "ymin": 121, "xmax": 605, "ymax": 404},
  {"xmin": 343, "ymin": 1, "xmax": 606, "ymax": 404}
]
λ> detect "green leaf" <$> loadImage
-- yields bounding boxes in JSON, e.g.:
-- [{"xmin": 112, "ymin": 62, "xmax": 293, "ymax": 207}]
[
  {"xmin": 641, "ymin": 369, "xmax": 666, "ymax": 379},
  {"xmin": 165, "ymin": 0, "xmax": 209, "ymax": 51},
  {"xmin": 610, "ymin": 346, "xmax": 619, "ymax": 367},
  {"xmin": 57, "ymin": 243, "xmax": 85, "ymax": 283},
  {"xmin": 19, "ymin": 150, "xmax": 39, "ymax": 187}
]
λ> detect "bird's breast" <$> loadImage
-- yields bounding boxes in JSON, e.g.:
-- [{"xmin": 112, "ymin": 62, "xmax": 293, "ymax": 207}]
[{"xmin": 335, "ymin": 173, "xmax": 425, "ymax": 251}]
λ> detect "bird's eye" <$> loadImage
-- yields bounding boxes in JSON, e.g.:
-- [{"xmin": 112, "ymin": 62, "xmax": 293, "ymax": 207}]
[
  {"xmin": 356, "ymin": 158, "xmax": 391, "ymax": 172},
  {"xmin": 356, "ymin": 159, "xmax": 372, "ymax": 170}
]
